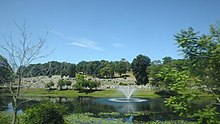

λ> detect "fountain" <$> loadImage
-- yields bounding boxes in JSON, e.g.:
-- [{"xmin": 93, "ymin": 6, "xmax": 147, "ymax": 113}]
[
  {"xmin": 109, "ymin": 85, "xmax": 147, "ymax": 103},
  {"xmin": 118, "ymin": 85, "xmax": 136, "ymax": 99}
]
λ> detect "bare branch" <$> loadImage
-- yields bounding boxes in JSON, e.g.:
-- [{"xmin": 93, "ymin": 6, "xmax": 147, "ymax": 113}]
[{"xmin": 0, "ymin": 21, "xmax": 50, "ymax": 124}]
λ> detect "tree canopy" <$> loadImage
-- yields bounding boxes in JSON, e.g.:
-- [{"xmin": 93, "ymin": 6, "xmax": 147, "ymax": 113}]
[
  {"xmin": 0, "ymin": 55, "xmax": 12, "ymax": 84},
  {"xmin": 131, "ymin": 54, "xmax": 151, "ymax": 85}
]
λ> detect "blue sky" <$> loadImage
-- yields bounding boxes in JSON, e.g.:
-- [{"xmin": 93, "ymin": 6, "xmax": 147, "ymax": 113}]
[{"xmin": 0, "ymin": 0, "xmax": 220, "ymax": 64}]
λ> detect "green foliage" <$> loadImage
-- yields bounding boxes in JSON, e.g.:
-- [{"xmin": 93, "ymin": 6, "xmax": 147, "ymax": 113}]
[
  {"xmin": 162, "ymin": 56, "xmax": 173, "ymax": 64},
  {"xmin": 65, "ymin": 80, "xmax": 72, "ymax": 87},
  {"xmin": 0, "ymin": 55, "xmax": 13, "ymax": 84},
  {"xmin": 0, "ymin": 112, "xmax": 11, "ymax": 124},
  {"xmin": 175, "ymin": 25, "xmax": 220, "ymax": 94},
  {"xmin": 119, "ymin": 82, "xmax": 128, "ymax": 86},
  {"xmin": 115, "ymin": 58, "xmax": 130, "ymax": 77},
  {"xmin": 194, "ymin": 105, "xmax": 220, "ymax": 124},
  {"xmin": 159, "ymin": 67, "xmax": 219, "ymax": 123},
  {"xmin": 23, "ymin": 100, "xmax": 66, "ymax": 124},
  {"xmin": 99, "ymin": 63, "xmax": 115, "ymax": 78},
  {"xmin": 148, "ymin": 57, "xmax": 188, "ymax": 89},
  {"xmin": 73, "ymin": 74, "xmax": 86, "ymax": 91},
  {"xmin": 15, "ymin": 58, "xmax": 131, "ymax": 79},
  {"xmin": 157, "ymin": 68, "xmax": 201, "ymax": 117},
  {"xmin": 45, "ymin": 81, "xmax": 54, "ymax": 89},
  {"xmin": 57, "ymin": 79, "xmax": 65, "ymax": 90},
  {"xmin": 131, "ymin": 54, "xmax": 151, "ymax": 85},
  {"xmin": 87, "ymin": 80, "xmax": 101, "ymax": 90},
  {"xmin": 68, "ymin": 64, "xmax": 76, "ymax": 78},
  {"xmin": 73, "ymin": 74, "xmax": 101, "ymax": 91}
]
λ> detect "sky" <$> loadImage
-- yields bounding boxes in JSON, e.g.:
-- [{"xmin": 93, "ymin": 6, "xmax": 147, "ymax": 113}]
[{"xmin": 0, "ymin": 0, "xmax": 220, "ymax": 64}]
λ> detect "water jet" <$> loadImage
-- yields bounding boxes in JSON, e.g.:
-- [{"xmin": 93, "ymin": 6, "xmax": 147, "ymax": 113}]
[{"xmin": 109, "ymin": 85, "xmax": 146, "ymax": 103}]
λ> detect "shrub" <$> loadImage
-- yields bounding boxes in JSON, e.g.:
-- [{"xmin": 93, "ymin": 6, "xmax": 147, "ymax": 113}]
[
  {"xmin": 119, "ymin": 82, "xmax": 127, "ymax": 86},
  {"xmin": 23, "ymin": 100, "xmax": 66, "ymax": 124},
  {"xmin": 57, "ymin": 79, "xmax": 65, "ymax": 90},
  {"xmin": 65, "ymin": 80, "xmax": 72, "ymax": 90},
  {"xmin": 87, "ymin": 80, "xmax": 101, "ymax": 90},
  {"xmin": 0, "ymin": 112, "xmax": 11, "ymax": 124},
  {"xmin": 45, "ymin": 81, "xmax": 54, "ymax": 90},
  {"xmin": 194, "ymin": 105, "xmax": 220, "ymax": 124}
]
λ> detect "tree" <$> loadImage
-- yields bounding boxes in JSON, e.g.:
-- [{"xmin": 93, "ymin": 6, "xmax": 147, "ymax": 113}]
[
  {"xmin": 99, "ymin": 63, "xmax": 114, "ymax": 78},
  {"xmin": 147, "ymin": 60, "xmax": 162, "ymax": 88},
  {"xmin": 159, "ymin": 24, "xmax": 220, "ymax": 123},
  {"xmin": 115, "ymin": 58, "xmax": 129, "ymax": 77},
  {"xmin": 76, "ymin": 61, "xmax": 87, "ymax": 73},
  {"xmin": 175, "ymin": 25, "xmax": 220, "ymax": 103},
  {"xmin": 65, "ymin": 80, "xmax": 72, "ymax": 90},
  {"xmin": 148, "ymin": 59, "xmax": 187, "ymax": 89},
  {"xmin": 87, "ymin": 80, "xmax": 101, "ymax": 90},
  {"xmin": 158, "ymin": 67, "xmax": 220, "ymax": 123},
  {"xmin": 0, "ymin": 22, "xmax": 48, "ymax": 124},
  {"xmin": 73, "ymin": 74, "xmax": 86, "ymax": 91},
  {"xmin": 131, "ymin": 54, "xmax": 151, "ymax": 85},
  {"xmin": 45, "ymin": 81, "xmax": 54, "ymax": 90},
  {"xmin": 57, "ymin": 79, "xmax": 65, "ymax": 90},
  {"xmin": 68, "ymin": 64, "xmax": 76, "ymax": 78},
  {"xmin": 0, "ymin": 55, "xmax": 12, "ymax": 84},
  {"xmin": 162, "ymin": 56, "xmax": 172, "ymax": 64}
]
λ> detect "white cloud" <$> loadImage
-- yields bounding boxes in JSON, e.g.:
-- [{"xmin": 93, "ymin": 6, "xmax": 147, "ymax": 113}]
[
  {"xmin": 69, "ymin": 39, "xmax": 103, "ymax": 51},
  {"xmin": 48, "ymin": 29, "xmax": 72, "ymax": 40},
  {"xmin": 49, "ymin": 29, "xmax": 103, "ymax": 51},
  {"xmin": 112, "ymin": 42, "xmax": 124, "ymax": 48}
]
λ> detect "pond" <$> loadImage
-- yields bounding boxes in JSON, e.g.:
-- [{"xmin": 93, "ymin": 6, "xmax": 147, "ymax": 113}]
[{"xmin": 0, "ymin": 96, "xmax": 216, "ymax": 122}]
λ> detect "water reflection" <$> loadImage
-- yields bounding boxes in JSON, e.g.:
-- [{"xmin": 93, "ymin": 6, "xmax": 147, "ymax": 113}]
[{"xmin": 0, "ymin": 96, "xmax": 176, "ymax": 121}]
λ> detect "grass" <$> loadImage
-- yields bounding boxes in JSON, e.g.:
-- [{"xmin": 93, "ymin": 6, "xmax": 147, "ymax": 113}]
[
  {"xmin": 1, "ymin": 87, "xmax": 213, "ymax": 98},
  {"xmin": 21, "ymin": 88, "xmax": 160, "ymax": 98}
]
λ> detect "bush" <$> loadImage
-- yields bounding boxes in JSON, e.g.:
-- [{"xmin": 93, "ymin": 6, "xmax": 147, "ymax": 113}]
[
  {"xmin": 87, "ymin": 80, "xmax": 101, "ymax": 90},
  {"xmin": 45, "ymin": 81, "xmax": 54, "ymax": 90},
  {"xmin": 194, "ymin": 105, "xmax": 220, "ymax": 124},
  {"xmin": 0, "ymin": 112, "xmax": 11, "ymax": 124},
  {"xmin": 119, "ymin": 82, "xmax": 127, "ymax": 86},
  {"xmin": 65, "ymin": 80, "xmax": 72, "ymax": 90},
  {"xmin": 23, "ymin": 100, "xmax": 66, "ymax": 124},
  {"xmin": 57, "ymin": 79, "xmax": 65, "ymax": 90}
]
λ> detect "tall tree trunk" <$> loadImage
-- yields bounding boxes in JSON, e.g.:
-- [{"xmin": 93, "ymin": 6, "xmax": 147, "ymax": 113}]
[
  {"xmin": 12, "ymin": 98, "xmax": 18, "ymax": 124},
  {"xmin": 12, "ymin": 78, "xmax": 21, "ymax": 124}
]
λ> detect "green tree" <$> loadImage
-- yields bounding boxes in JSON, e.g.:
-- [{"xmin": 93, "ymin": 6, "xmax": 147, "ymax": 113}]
[
  {"xmin": 115, "ymin": 58, "xmax": 128, "ymax": 77},
  {"xmin": 45, "ymin": 81, "xmax": 54, "ymax": 90},
  {"xmin": 87, "ymin": 80, "xmax": 101, "ymax": 90},
  {"xmin": 175, "ymin": 25, "xmax": 220, "ymax": 103},
  {"xmin": 131, "ymin": 54, "xmax": 151, "ymax": 85},
  {"xmin": 149, "ymin": 59, "xmax": 187, "ymax": 89},
  {"xmin": 76, "ymin": 61, "xmax": 87, "ymax": 73},
  {"xmin": 65, "ymin": 80, "xmax": 72, "ymax": 90},
  {"xmin": 160, "ymin": 24, "xmax": 220, "ymax": 123},
  {"xmin": 147, "ymin": 60, "xmax": 162, "ymax": 88},
  {"xmin": 73, "ymin": 74, "xmax": 86, "ymax": 91},
  {"xmin": 68, "ymin": 64, "xmax": 76, "ymax": 78},
  {"xmin": 99, "ymin": 63, "xmax": 114, "ymax": 78},
  {"xmin": 57, "ymin": 79, "xmax": 65, "ymax": 90},
  {"xmin": 0, "ymin": 55, "xmax": 12, "ymax": 85},
  {"xmin": 158, "ymin": 68, "xmax": 200, "ymax": 117},
  {"xmin": 158, "ymin": 67, "xmax": 220, "ymax": 123},
  {"xmin": 162, "ymin": 56, "xmax": 173, "ymax": 64},
  {"xmin": 23, "ymin": 101, "xmax": 66, "ymax": 124}
]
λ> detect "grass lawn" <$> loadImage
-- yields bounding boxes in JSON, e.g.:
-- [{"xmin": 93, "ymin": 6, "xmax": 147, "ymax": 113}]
[
  {"xmin": 20, "ymin": 88, "xmax": 160, "ymax": 98},
  {"xmin": 1, "ymin": 87, "xmax": 213, "ymax": 99}
]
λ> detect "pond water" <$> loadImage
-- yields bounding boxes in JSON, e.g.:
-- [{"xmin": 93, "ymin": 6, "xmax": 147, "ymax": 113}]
[{"xmin": 0, "ymin": 96, "xmax": 216, "ymax": 122}]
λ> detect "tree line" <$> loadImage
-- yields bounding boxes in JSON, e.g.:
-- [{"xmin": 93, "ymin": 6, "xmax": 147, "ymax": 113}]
[{"xmin": 14, "ymin": 58, "xmax": 131, "ymax": 79}]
